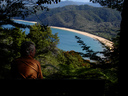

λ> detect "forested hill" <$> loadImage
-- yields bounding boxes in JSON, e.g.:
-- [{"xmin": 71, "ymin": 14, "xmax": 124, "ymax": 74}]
[{"xmin": 25, "ymin": 4, "xmax": 121, "ymax": 40}]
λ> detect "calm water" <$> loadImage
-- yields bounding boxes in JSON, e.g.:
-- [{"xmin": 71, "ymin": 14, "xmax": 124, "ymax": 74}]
[
  {"xmin": 51, "ymin": 28, "xmax": 104, "ymax": 52},
  {"xmin": 2, "ymin": 20, "xmax": 105, "ymax": 53}
]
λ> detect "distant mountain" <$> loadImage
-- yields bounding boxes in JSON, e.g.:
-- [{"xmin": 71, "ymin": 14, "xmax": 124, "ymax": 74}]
[
  {"xmin": 25, "ymin": 4, "xmax": 121, "ymax": 40},
  {"xmin": 43, "ymin": 1, "xmax": 102, "ymax": 8}
]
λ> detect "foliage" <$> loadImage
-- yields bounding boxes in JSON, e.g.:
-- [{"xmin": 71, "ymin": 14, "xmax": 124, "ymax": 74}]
[
  {"xmin": 76, "ymin": 36, "xmax": 119, "ymax": 95},
  {"xmin": 0, "ymin": 0, "xmax": 121, "ymax": 95},
  {"xmin": 60, "ymin": 50, "xmax": 91, "ymax": 68},
  {"xmin": 0, "ymin": 25, "xmax": 119, "ymax": 85},
  {"xmin": 90, "ymin": 0, "xmax": 124, "ymax": 12},
  {"xmin": 75, "ymin": 36, "xmax": 106, "ymax": 64},
  {"xmin": 40, "ymin": 50, "xmax": 91, "ymax": 79},
  {"xmin": 0, "ymin": 27, "xmax": 26, "ymax": 78},
  {"xmin": 0, "ymin": 0, "xmax": 60, "ymax": 28},
  {"xmin": 51, "ymin": 65, "xmax": 106, "ymax": 80},
  {"xmin": 0, "ymin": 24, "xmax": 59, "ymax": 79},
  {"xmin": 27, "ymin": 24, "xmax": 59, "ymax": 57},
  {"xmin": 0, "ymin": 23, "xmax": 119, "ymax": 96},
  {"xmin": 42, "ymin": 48, "xmax": 118, "ymax": 83},
  {"xmin": 0, "ymin": 27, "xmax": 26, "ymax": 62}
]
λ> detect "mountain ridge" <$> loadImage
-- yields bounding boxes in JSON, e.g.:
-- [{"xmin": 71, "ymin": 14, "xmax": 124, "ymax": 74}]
[{"xmin": 42, "ymin": 1, "xmax": 102, "ymax": 8}]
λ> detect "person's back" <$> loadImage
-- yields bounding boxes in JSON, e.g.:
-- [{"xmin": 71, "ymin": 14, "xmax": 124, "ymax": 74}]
[
  {"xmin": 11, "ymin": 41, "xmax": 43, "ymax": 79},
  {"xmin": 12, "ymin": 56, "xmax": 43, "ymax": 79}
]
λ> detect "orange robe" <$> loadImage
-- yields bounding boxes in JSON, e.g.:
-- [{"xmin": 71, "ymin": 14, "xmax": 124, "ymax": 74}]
[{"xmin": 11, "ymin": 56, "xmax": 43, "ymax": 79}]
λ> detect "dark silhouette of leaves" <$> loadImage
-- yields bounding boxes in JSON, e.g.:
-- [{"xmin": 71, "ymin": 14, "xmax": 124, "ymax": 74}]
[
  {"xmin": 0, "ymin": 0, "xmax": 61, "ymax": 28},
  {"xmin": 90, "ymin": 0, "xmax": 124, "ymax": 12}
]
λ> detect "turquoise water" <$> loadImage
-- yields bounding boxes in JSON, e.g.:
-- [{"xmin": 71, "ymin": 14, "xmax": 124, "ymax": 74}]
[
  {"xmin": 51, "ymin": 28, "xmax": 104, "ymax": 52},
  {"xmin": 2, "ymin": 20, "xmax": 105, "ymax": 53}
]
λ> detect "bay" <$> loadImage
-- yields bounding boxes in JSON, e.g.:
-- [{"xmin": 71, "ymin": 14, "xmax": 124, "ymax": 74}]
[
  {"xmin": 2, "ymin": 20, "xmax": 105, "ymax": 53},
  {"xmin": 51, "ymin": 28, "xmax": 104, "ymax": 52}
]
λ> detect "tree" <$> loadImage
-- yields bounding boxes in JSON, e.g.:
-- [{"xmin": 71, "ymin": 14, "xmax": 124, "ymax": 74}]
[
  {"xmin": 90, "ymin": 0, "xmax": 124, "ymax": 12},
  {"xmin": 0, "ymin": 0, "xmax": 61, "ymax": 79},
  {"xmin": 90, "ymin": 0, "xmax": 124, "ymax": 72},
  {"xmin": 0, "ymin": 24, "xmax": 60, "ymax": 79},
  {"xmin": 88, "ymin": 0, "xmax": 126, "ymax": 95},
  {"xmin": 121, "ymin": 0, "xmax": 128, "ymax": 39},
  {"xmin": 27, "ymin": 24, "xmax": 59, "ymax": 57},
  {"xmin": 90, "ymin": 0, "xmax": 127, "ymax": 71},
  {"xmin": 0, "ymin": 0, "xmax": 61, "ymax": 28},
  {"xmin": 0, "ymin": 27, "xmax": 26, "ymax": 79}
]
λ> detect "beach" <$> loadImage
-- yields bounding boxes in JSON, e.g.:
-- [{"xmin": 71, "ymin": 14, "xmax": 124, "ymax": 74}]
[
  {"xmin": 12, "ymin": 19, "xmax": 37, "ymax": 24},
  {"xmin": 50, "ymin": 26, "xmax": 113, "ymax": 49},
  {"xmin": 12, "ymin": 19, "xmax": 113, "ymax": 48}
]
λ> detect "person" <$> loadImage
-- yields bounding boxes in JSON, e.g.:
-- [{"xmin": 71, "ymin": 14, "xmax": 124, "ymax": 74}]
[{"xmin": 11, "ymin": 41, "xmax": 43, "ymax": 79}]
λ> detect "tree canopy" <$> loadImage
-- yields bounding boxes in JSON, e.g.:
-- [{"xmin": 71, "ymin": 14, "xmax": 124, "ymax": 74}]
[
  {"xmin": 90, "ymin": 0, "xmax": 124, "ymax": 12},
  {"xmin": 0, "ymin": 0, "xmax": 61, "ymax": 27}
]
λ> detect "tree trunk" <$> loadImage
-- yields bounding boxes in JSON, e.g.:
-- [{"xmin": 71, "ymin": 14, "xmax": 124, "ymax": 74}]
[{"xmin": 121, "ymin": 0, "xmax": 128, "ymax": 35}]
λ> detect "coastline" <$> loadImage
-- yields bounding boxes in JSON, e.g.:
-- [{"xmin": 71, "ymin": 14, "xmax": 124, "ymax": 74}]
[
  {"xmin": 12, "ymin": 19, "xmax": 37, "ymax": 24},
  {"xmin": 12, "ymin": 19, "xmax": 113, "ymax": 48},
  {"xmin": 50, "ymin": 26, "xmax": 113, "ymax": 49}
]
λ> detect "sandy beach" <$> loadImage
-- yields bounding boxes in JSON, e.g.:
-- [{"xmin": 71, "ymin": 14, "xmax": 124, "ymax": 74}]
[
  {"xmin": 12, "ymin": 19, "xmax": 113, "ymax": 48},
  {"xmin": 12, "ymin": 19, "xmax": 37, "ymax": 24},
  {"xmin": 50, "ymin": 26, "xmax": 113, "ymax": 49}
]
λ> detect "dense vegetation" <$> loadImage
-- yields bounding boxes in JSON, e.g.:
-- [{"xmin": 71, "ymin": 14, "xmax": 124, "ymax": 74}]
[
  {"xmin": 0, "ymin": 0, "xmax": 122, "ymax": 95},
  {"xmin": 24, "ymin": 4, "xmax": 121, "ymax": 40},
  {"xmin": 0, "ymin": 24, "xmax": 59, "ymax": 79},
  {"xmin": 0, "ymin": 24, "xmax": 118, "ymax": 95}
]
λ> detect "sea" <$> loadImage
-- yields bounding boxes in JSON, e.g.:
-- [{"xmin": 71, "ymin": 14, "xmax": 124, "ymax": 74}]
[{"xmin": 2, "ymin": 20, "xmax": 105, "ymax": 54}]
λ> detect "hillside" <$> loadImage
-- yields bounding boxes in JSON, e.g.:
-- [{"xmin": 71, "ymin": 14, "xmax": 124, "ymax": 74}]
[{"xmin": 25, "ymin": 5, "xmax": 121, "ymax": 40}]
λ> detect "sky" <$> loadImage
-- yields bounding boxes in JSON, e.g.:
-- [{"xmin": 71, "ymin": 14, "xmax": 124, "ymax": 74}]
[{"xmin": 61, "ymin": 0, "xmax": 90, "ymax": 2}]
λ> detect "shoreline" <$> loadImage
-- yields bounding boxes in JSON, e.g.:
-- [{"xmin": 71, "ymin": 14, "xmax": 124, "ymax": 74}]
[
  {"xmin": 12, "ymin": 19, "xmax": 37, "ymax": 24},
  {"xmin": 50, "ymin": 26, "xmax": 113, "ymax": 49},
  {"xmin": 12, "ymin": 19, "xmax": 113, "ymax": 48}
]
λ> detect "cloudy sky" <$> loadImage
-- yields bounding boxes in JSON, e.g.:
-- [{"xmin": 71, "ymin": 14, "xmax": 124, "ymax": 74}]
[{"xmin": 61, "ymin": 0, "xmax": 90, "ymax": 2}]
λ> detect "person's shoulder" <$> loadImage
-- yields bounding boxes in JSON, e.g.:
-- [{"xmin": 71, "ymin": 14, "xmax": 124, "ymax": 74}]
[
  {"xmin": 33, "ymin": 59, "xmax": 41, "ymax": 68},
  {"xmin": 33, "ymin": 59, "xmax": 40, "ymax": 65}
]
